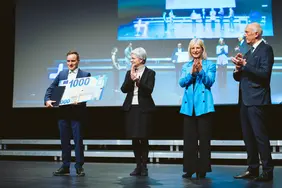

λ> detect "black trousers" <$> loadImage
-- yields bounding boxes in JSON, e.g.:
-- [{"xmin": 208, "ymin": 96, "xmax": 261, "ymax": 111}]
[
  {"xmin": 132, "ymin": 139, "xmax": 149, "ymax": 168},
  {"xmin": 183, "ymin": 113, "xmax": 213, "ymax": 173},
  {"xmin": 240, "ymin": 103, "xmax": 273, "ymax": 172}
]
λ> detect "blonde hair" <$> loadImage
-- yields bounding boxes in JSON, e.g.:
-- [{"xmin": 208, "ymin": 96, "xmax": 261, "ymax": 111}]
[{"xmin": 188, "ymin": 38, "xmax": 207, "ymax": 60}]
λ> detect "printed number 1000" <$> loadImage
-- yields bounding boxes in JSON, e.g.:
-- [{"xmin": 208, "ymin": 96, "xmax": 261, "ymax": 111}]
[{"xmin": 69, "ymin": 77, "xmax": 90, "ymax": 88}]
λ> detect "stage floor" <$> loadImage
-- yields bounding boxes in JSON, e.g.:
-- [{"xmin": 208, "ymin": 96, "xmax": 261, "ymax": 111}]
[{"xmin": 0, "ymin": 161, "xmax": 280, "ymax": 188}]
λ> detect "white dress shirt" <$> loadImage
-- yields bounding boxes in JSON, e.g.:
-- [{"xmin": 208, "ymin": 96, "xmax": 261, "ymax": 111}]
[
  {"xmin": 252, "ymin": 39, "xmax": 263, "ymax": 53},
  {"xmin": 68, "ymin": 68, "xmax": 78, "ymax": 80},
  {"xmin": 132, "ymin": 65, "xmax": 146, "ymax": 105}
]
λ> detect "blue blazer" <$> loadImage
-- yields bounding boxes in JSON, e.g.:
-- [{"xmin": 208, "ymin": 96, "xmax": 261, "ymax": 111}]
[
  {"xmin": 44, "ymin": 68, "xmax": 91, "ymax": 106},
  {"xmin": 179, "ymin": 59, "xmax": 216, "ymax": 116},
  {"xmin": 233, "ymin": 41, "xmax": 274, "ymax": 106}
]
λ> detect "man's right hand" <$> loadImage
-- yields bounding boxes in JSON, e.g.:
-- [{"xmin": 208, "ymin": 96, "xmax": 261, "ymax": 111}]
[
  {"xmin": 235, "ymin": 53, "xmax": 243, "ymax": 59},
  {"xmin": 231, "ymin": 53, "xmax": 242, "ymax": 65},
  {"xmin": 45, "ymin": 100, "xmax": 56, "ymax": 108}
]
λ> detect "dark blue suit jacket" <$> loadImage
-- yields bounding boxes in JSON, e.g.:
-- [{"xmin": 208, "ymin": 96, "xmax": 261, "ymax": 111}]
[
  {"xmin": 233, "ymin": 41, "xmax": 274, "ymax": 106},
  {"xmin": 44, "ymin": 68, "xmax": 91, "ymax": 107}
]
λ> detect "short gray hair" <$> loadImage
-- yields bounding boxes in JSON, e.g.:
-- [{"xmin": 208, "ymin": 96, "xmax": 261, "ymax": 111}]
[
  {"xmin": 249, "ymin": 22, "xmax": 263, "ymax": 37},
  {"xmin": 131, "ymin": 47, "xmax": 147, "ymax": 63}
]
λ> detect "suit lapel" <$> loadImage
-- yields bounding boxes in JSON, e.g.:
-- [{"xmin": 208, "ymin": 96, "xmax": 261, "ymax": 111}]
[
  {"xmin": 251, "ymin": 41, "xmax": 265, "ymax": 57},
  {"xmin": 244, "ymin": 50, "xmax": 252, "ymax": 61},
  {"xmin": 63, "ymin": 68, "xmax": 81, "ymax": 80},
  {"xmin": 76, "ymin": 68, "xmax": 82, "ymax": 78},
  {"xmin": 61, "ymin": 70, "xmax": 69, "ymax": 80},
  {"xmin": 244, "ymin": 41, "xmax": 265, "ymax": 63},
  {"xmin": 139, "ymin": 67, "xmax": 148, "ymax": 84}
]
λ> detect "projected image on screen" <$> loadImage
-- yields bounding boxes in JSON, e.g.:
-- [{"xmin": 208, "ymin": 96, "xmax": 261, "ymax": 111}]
[
  {"xmin": 118, "ymin": 0, "xmax": 273, "ymax": 40},
  {"xmin": 12, "ymin": 0, "xmax": 282, "ymax": 107}
]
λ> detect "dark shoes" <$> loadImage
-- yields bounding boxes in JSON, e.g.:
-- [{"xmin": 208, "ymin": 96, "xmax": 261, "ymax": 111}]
[
  {"xmin": 182, "ymin": 172, "xmax": 193, "ymax": 179},
  {"xmin": 140, "ymin": 166, "xmax": 148, "ymax": 176},
  {"xmin": 130, "ymin": 167, "xmax": 141, "ymax": 176},
  {"xmin": 53, "ymin": 167, "xmax": 85, "ymax": 176},
  {"xmin": 53, "ymin": 167, "xmax": 70, "ymax": 176},
  {"xmin": 76, "ymin": 167, "xmax": 85, "ymax": 177},
  {"xmin": 234, "ymin": 169, "xmax": 259, "ymax": 179},
  {"xmin": 197, "ymin": 172, "xmax": 206, "ymax": 178},
  {"xmin": 254, "ymin": 171, "xmax": 273, "ymax": 182},
  {"xmin": 182, "ymin": 172, "xmax": 206, "ymax": 179},
  {"xmin": 234, "ymin": 169, "xmax": 273, "ymax": 181},
  {"xmin": 130, "ymin": 166, "xmax": 148, "ymax": 176}
]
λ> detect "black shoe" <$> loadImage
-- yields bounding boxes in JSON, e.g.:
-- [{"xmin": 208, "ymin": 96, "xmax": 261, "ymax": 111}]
[
  {"xmin": 53, "ymin": 167, "xmax": 70, "ymax": 176},
  {"xmin": 140, "ymin": 166, "xmax": 148, "ymax": 176},
  {"xmin": 130, "ymin": 167, "xmax": 141, "ymax": 176},
  {"xmin": 76, "ymin": 167, "xmax": 85, "ymax": 177},
  {"xmin": 234, "ymin": 169, "xmax": 259, "ymax": 179},
  {"xmin": 196, "ymin": 172, "xmax": 206, "ymax": 179},
  {"xmin": 254, "ymin": 171, "xmax": 273, "ymax": 182},
  {"xmin": 182, "ymin": 172, "xmax": 194, "ymax": 179}
]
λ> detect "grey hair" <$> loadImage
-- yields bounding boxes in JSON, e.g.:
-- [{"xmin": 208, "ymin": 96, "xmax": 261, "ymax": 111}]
[
  {"xmin": 249, "ymin": 22, "xmax": 263, "ymax": 37},
  {"xmin": 131, "ymin": 47, "xmax": 147, "ymax": 63}
]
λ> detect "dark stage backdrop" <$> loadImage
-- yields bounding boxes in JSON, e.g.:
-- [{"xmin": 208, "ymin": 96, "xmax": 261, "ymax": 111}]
[
  {"xmin": 1, "ymin": 0, "xmax": 282, "ymax": 140},
  {"xmin": 1, "ymin": 105, "xmax": 281, "ymax": 140}
]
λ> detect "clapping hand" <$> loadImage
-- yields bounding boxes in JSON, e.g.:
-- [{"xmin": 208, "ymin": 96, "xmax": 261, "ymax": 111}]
[
  {"xmin": 191, "ymin": 58, "xmax": 202, "ymax": 74},
  {"xmin": 231, "ymin": 53, "xmax": 246, "ymax": 68},
  {"xmin": 130, "ymin": 65, "xmax": 139, "ymax": 81},
  {"xmin": 195, "ymin": 59, "xmax": 202, "ymax": 72},
  {"xmin": 231, "ymin": 53, "xmax": 247, "ymax": 72}
]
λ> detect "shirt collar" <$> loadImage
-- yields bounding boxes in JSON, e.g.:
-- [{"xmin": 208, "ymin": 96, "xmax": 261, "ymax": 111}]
[
  {"xmin": 136, "ymin": 64, "xmax": 145, "ymax": 72},
  {"xmin": 252, "ymin": 39, "xmax": 263, "ymax": 51},
  {"xmin": 69, "ymin": 68, "xmax": 78, "ymax": 74}
]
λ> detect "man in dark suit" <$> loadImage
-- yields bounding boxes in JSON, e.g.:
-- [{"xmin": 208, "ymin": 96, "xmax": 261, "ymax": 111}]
[
  {"xmin": 232, "ymin": 23, "xmax": 274, "ymax": 182},
  {"xmin": 44, "ymin": 51, "xmax": 91, "ymax": 176}
]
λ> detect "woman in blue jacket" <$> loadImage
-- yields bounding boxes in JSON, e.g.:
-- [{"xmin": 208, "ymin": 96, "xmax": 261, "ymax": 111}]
[{"xmin": 179, "ymin": 38, "xmax": 216, "ymax": 179}]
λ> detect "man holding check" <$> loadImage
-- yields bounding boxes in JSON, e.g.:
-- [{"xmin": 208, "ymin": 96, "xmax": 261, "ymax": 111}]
[
  {"xmin": 44, "ymin": 51, "xmax": 91, "ymax": 176},
  {"xmin": 232, "ymin": 23, "xmax": 274, "ymax": 182}
]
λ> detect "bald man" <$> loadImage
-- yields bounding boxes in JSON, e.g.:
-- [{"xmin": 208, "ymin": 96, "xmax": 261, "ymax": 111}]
[{"xmin": 232, "ymin": 23, "xmax": 274, "ymax": 182}]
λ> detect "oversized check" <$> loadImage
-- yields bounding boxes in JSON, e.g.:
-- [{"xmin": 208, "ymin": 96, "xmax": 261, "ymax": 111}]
[{"xmin": 58, "ymin": 75, "xmax": 107, "ymax": 105}]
